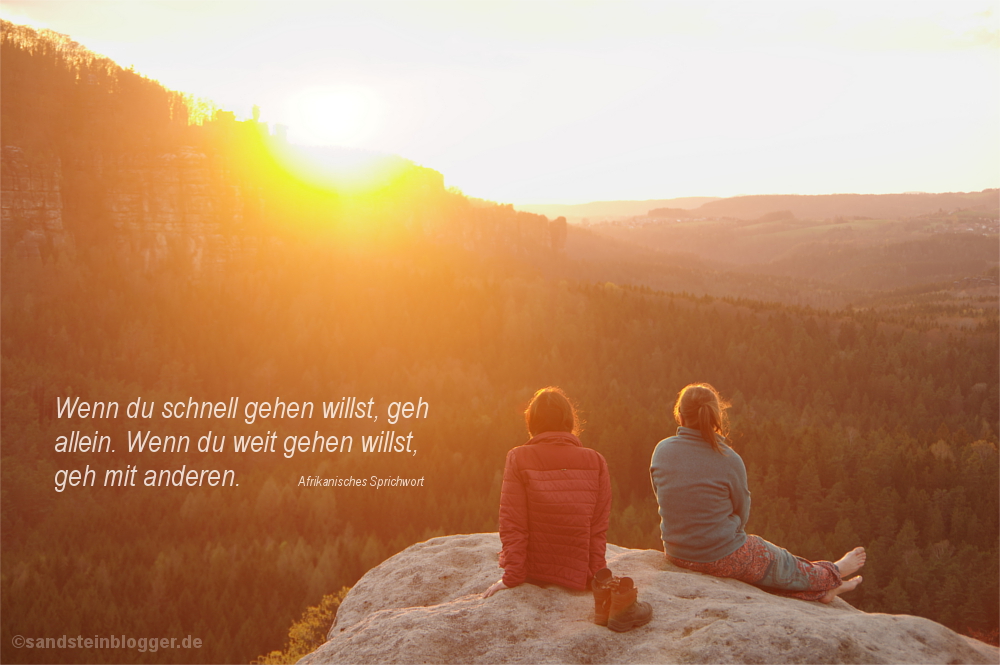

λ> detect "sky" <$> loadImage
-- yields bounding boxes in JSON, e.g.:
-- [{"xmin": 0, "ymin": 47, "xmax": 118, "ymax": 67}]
[{"xmin": 1, "ymin": 1, "xmax": 998, "ymax": 204}]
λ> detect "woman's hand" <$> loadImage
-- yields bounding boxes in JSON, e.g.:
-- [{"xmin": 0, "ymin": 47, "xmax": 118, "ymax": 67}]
[{"xmin": 482, "ymin": 579, "xmax": 509, "ymax": 598}]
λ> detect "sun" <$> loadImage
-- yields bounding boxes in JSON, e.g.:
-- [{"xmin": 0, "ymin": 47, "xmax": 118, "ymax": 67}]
[{"xmin": 284, "ymin": 85, "xmax": 380, "ymax": 148}]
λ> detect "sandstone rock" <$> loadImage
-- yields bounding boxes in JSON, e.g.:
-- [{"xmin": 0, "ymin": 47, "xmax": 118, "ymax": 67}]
[
  {"xmin": 1, "ymin": 145, "xmax": 68, "ymax": 261},
  {"xmin": 300, "ymin": 532, "xmax": 997, "ymax": 665},
  {"xmin": 1, "ymin": 143, "xmax": 268, "ymax": 272}
]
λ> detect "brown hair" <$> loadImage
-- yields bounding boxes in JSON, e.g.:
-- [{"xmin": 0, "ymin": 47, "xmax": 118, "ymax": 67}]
[
  {"xmin": 673, "ymin": 383, "xmax": 730, "ymax": 453},
  {"xmin": 525, "ymin": 387, "xmax": 580, "ymax": 436}
]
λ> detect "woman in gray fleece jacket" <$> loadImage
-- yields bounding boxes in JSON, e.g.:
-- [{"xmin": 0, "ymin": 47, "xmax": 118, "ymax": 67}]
[{"xmin": 650, "ymin": 383, "xmax": 866, "ymax": 603}]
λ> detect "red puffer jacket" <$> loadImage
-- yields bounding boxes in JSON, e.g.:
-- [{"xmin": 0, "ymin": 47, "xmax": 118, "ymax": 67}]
[{"xmin": 499, "ymin": 431, "xmax": 612, "ymax": 591}]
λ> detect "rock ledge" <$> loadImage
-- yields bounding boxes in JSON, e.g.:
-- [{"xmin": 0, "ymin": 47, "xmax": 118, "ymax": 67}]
[{"xmin": 300, "ymin": 533, "xmax": 998, "ymax": 664}]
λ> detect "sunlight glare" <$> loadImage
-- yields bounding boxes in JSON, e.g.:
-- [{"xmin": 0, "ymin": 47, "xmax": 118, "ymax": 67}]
[
  {"xmin": 270, "ymin": 142, "xmax": 409, "ymax": 197},
  {"xmin": 284, "ymin": 85, "xmax": 380, "ymax": 148}
]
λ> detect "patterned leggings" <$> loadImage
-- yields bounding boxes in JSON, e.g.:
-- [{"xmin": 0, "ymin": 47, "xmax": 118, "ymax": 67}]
[{"xmin": 667, "ymin": 535, "xmax": 842, "ymax": 602}]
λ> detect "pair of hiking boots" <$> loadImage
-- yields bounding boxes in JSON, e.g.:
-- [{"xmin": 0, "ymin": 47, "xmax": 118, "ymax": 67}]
[{"xmin": 591, "ymin": 568, "xmax": 653, "ymax": 632}]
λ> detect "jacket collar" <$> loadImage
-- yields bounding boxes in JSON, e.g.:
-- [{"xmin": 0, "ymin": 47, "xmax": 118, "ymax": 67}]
[{"xmin": 525, "ymin": 431, "xmax": 582, "ymax": 447}]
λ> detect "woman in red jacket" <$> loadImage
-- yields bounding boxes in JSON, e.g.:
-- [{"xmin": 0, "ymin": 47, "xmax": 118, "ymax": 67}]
[{"xmin": 483, "ymin": 387, "xmax": 612, "ymax": 597}]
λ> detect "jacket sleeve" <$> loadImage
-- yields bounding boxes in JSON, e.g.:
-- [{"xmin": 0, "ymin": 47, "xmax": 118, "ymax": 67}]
[
  {"xmin": 498, "ymin": 449, "xmax": 529, "ymax": 588},
  {"xmin": 589, "ymin": 454, "xmax": 612, "ymax": 576}
]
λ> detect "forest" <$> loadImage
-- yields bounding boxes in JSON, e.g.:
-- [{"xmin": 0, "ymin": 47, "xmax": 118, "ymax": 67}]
[{"xmin": 1, "ymin": 20, "xmax": 998, "ymax": 665}]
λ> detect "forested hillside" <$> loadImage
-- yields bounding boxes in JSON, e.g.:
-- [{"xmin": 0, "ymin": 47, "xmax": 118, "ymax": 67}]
[
  {"xmin": 588, "ymin": 212, "xmax": 999, "ymax": 295},
  {"xmin": 1, "ymin": 20, "xmax": 998, "ymax": 665}
]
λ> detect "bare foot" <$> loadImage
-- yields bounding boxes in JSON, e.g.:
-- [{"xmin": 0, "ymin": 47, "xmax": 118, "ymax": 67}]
[
  {"xmin": 820, "ymin": 576, "xmax": 862, "ymax": 604},
  {"xmin": 834, "ymin": 547, "xmax": 866, "ymax": 578}
]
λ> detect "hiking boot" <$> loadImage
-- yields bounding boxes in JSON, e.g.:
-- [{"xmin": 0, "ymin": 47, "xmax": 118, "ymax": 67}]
[
  {"xmin": 607, "ymin": 577, "xmax": 652, "ymax": 632},
  {"xmin": 591, "ymin": 568, "xmax": 617, "ymax": 626}
]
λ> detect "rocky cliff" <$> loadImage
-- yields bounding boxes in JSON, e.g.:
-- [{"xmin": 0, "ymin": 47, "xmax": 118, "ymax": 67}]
[
  {"xmin": 1, "ymin": 20, "xmax": 561, "ymax": 277},
  {"xmin": 300, "ymin": 533, "xmax": 998, "ymax": 664},
  {"xmin": 1, "ymin": 139, "xmax": 270, "ymax": 273},
  {"xmin": 1, "ymin": 145, "xmax": 69, "ymax": 261},
  {"xmin": 0, "ymin": 131, "xmax": 558, "ymax": 275}
]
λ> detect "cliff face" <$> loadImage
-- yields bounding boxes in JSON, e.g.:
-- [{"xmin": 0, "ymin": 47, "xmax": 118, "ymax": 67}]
[
  {"xmin": 1, "ymin": 20, "xmax": 266, "ymax": 273},
  {"xmin": 1, "ymin": 19, "xmax": 566, "ymax": 282},
  {"xmin": 1, "ymin": 145, "xmax": 68, "ymax": 261},
  {"xmin": 1, "ymin": 140, "xmax": 270, "ymax": 274},
  {"xmin": 300, "ymin": 533, "xmax": 998, "ymax": 665},
  {"xmin": 0, "ymin": 133, "xmax": 560, "ymax": 274},
  {"xmin": 90, "ymin": 145, "xmax": 266, "ymax": 274}
]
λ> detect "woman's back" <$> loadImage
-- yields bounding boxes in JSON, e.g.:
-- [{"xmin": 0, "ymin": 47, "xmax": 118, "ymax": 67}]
[
  {"xmin": 501, "ymin": 431, "xmax": 610, "ymax": 589},
  {"xmin": 650, "ymin": 426, "xmax": 749, "ymax": 563},
  {"xmin": 483, "ymin": 388, "xmax": 612, "ymax": 597},
  {"xmin": 650, "ymin": 383, "xmax": 866, "ymax": 605}
]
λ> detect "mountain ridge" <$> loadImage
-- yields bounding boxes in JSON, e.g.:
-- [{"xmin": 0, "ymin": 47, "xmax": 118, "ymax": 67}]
[
  {"xmin": 515, "ymin": 197, "xmax": 719, "ymax": 220},
  {"xmin": 521, "ymin": 190, "xmax": 999, "ymax": 224}
]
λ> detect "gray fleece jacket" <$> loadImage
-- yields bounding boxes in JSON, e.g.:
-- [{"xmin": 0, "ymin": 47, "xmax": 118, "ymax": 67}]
[{"xmin": 649, "ymin": 426, "xmax": 750, "ymax": 562}]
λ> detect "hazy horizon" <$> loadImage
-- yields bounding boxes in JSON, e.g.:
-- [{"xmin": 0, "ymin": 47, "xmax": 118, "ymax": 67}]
[{"xmin": 515, "ymin": 188, "xmax": 998, "ymax": 209}]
